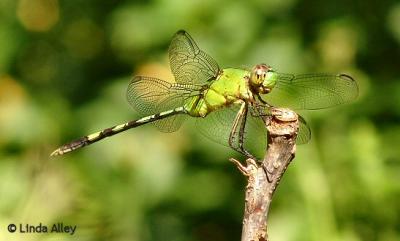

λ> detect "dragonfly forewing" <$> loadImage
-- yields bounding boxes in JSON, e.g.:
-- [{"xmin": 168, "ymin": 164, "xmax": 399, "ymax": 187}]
[
  {"xmin": 169, "ymin": 30, "xmax": 220, "ymax": 85},
  {"xmin": 264, "ymin": 73, "xmax": 359, "ymax": 110}
]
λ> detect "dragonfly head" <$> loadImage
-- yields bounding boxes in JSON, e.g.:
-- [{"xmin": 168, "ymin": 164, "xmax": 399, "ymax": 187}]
[{"xmin": 250, "ymin": 64, "xmax": 277, "ymax": 94}]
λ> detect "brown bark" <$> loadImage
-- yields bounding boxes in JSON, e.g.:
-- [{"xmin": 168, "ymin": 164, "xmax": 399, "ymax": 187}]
[{"xmin": 230, "ymin": 108, "xmax": 299, "ymax": 241}]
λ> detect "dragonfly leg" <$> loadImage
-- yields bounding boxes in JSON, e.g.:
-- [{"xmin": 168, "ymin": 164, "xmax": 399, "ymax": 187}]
[
  {"xmin": 256, "ymin": 94, "xmax": 271, "ymax": 107},
  {"xmin": 228, "ymin": 102, "xmax": 258, "ymax": 161},
  {"xmin": 250, "ymin": 100, "xmax": 272, "ymax": 118},
  {"xmin": 245, "ymin": 103, "xmax": 275, "ymax": 182},
  {"xmin": 237, "ymin": 104, "xmax": 258, "ymax": 160},
  {"xmin": 228, "ymin": 103, "xmax": 245, "ymax": 151},
  {"xmin": 229, "ymin": 102, "xmax": 273, "ymax": 182}
]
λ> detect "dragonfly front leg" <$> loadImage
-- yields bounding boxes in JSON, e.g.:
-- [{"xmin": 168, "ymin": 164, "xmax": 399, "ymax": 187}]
[
  {"xmin": 250, "ymin": 99, "xmax": 272, "ymax": 118},
  {"xmin": 256, "ymin": 93, "xmax": 270, "ymax": 106}
]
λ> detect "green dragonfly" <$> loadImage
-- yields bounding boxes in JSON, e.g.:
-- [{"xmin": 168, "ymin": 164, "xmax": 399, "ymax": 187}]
[{"xmin": 51, "ymin": 30, "xmax": 358, "ymax": 159}]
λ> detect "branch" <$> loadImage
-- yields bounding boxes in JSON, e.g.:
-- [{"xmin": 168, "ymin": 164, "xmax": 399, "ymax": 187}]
[{"xmin": 230, "ymin": 108, "xmax": 299, "ymax": 241}]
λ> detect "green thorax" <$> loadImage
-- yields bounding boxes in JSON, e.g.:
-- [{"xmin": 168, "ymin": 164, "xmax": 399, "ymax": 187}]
[{"xmin": 185, "ymin": 68, "xmax": 253, "ymax": 117}]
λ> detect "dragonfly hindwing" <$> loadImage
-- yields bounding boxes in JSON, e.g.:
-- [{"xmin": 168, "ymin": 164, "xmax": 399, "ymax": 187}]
[{"xmin": 127, "ymin": 76, "xmax": 201, "ymax": 132}]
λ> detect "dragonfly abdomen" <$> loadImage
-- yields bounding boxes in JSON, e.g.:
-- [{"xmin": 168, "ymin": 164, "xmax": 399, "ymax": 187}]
[{"xmin": 51, "ymin": 107, "xmax": 186, "ymax": 156}]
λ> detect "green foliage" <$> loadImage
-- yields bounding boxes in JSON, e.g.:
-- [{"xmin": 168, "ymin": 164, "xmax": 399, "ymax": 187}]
[{"xmin": 1, "ymin": 0, "xmax": 399, "ymax": 240}]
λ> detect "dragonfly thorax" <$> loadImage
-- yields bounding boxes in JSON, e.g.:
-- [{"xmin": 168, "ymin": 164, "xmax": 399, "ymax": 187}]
[{"xmin": 250, "ymin": 64, "xmax": 277, "ymax": 94}]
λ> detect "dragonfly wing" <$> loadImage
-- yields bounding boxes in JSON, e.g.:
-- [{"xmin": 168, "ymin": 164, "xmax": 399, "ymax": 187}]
[
  {"xmin": 196, "ymin": 105, "xmax": 267, "ymax": 159},
  {"xmin": 169, "ymin": 30, "xmax": 220, "ymax": 85},
  {"xmin": 196, "ymin": 106, "xmax": 238, "ymax": 147},
  {"xmin": 242, "ymin": 113, "xmax": 267, "ymax": 159},
  {"xmin": 127, "ymin": 76, "xmax": 200, "ymax": 132},
  {"xmin": 297, "ymin": 115, "xmax": 311, "ymax": 144},
  {"xmin": 263, "ymin": 73, "xmax": 358, "ymax": 110},
  {"xmin": 152, "ymin": 115, "xmax": 185, "ymax": 132}
]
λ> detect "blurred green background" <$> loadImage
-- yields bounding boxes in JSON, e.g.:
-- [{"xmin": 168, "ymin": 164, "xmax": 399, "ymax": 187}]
[{"xmin": 0, "ymin": 0, "xmax": 399, "ymax": 240}]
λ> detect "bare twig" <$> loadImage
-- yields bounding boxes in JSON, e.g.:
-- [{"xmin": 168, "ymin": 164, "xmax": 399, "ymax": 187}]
[{"xmin": 230, "ymin": 108, "xmax": 299, "ymax": 241}]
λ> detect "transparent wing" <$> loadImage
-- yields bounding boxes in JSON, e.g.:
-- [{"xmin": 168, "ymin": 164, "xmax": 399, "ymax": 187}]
[
  {"xmin": 263, "ymin": 73, "xmax": 358, "ymax": 110},
  {"xmin": 196, "ymin": 105, "xmax": 267, "ymax": 159},
  {"xmin": 169, "ymin": 30, "xmax": 220, "ymax": 85},
  {"xmin": 242, "ymin": 112, "xmax": 268, "ymax": 159},
  {"xmin": 297, "ymin": 115, "xmax": 311, "ymax": 144},
  {"xmin": 196, "ymin": 106, "xmax": 238, "ymax": 147},
  {"xmin": 127, "ymin": 76, "xmax": 201, "ymax": 132}
]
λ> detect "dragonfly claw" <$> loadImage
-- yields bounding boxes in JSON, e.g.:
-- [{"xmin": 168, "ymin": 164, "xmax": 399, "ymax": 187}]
[{"xmin": 229, "ymin": 158, "xmax": 258, "ymax": 176}]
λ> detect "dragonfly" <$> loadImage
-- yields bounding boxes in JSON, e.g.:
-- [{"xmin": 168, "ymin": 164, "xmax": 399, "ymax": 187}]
[{"xmin": 51, "ymin": 30, "xmax": 358, "ymax": 159}]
